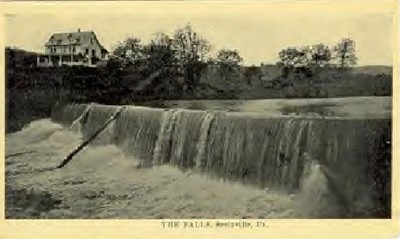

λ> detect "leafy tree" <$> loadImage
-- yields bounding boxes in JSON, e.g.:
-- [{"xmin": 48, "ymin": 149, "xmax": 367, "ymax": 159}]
[
  {"xmin": 102, "ymin": 55, "xmax": 124, "ymax": 73},
  {"xmin": 309, "ymin": 44, "xmax": 331, "ymax": 67},
  {"xmin": 216, "ymin": 48, "xmax": 243, "ymax": 71},
  {"xmin": 172, "ymin": 24, "xmax": 211, "ymax": 92},
  {"xmin": 276, "ymin": 46, "xmax": 311, "ymax": 79},
  {"xmin": 173, "ymin": 24, "xmax": 210, "ymax": 64},
  {"xmin": 143, "ymin": 32, "xmax": 176, "ymax": 70},
  {"xmin": 277, "ymin": 46, "xmax": 310, "ymax": 68},
  {"xmin": 244, "ymin": 65, "xmax": 260, "ymax": 85},
  {"xmin": 112, "ymin": 37, "xmax": 143, "ymax": 66},
  {"xmin": 332, "ymin": 38, "xmax": 357, "ymax": 68}
]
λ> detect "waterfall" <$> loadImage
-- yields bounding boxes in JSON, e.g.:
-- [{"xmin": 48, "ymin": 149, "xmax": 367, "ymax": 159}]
[
  {"xmin": 153, "ymin": 109, "xmax": 181, "ymax": 164},
  {"xmin": 113, "ymin": 106, "xmax": 164, "ymax": 162},
  {"xmin": 69, "ymin": 103, "xmax": 93, "ymax": 133},
  {"xmin": 52, "ymin": 103, "xmax": 391, "ymax": 217},
  {"xmin": 169, "ymin": 110, "xmax": 206, "ymax": 168},
  {"xmin": 194, "ymin": 112, "xmax": 215, "ymax": 168},
  {"xmin": 52, "ymin": 102, "xmax": 91, "ymax": 126}
]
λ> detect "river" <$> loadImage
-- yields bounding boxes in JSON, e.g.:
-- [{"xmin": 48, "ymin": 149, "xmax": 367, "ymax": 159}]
[{"xmin": 5, "ymin": 96, "xmax": 391, "ymax": 218}]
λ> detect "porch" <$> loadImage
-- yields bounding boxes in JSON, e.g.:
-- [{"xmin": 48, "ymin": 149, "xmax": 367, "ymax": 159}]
[{"xmin": 37, "ymin": 54, "xmax": 99, "ymax": 67}]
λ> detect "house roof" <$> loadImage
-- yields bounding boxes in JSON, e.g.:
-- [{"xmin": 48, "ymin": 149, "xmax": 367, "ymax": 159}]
[{"xmin": 45, "ymin": 30, "xmax": 108, "ymax": 52}]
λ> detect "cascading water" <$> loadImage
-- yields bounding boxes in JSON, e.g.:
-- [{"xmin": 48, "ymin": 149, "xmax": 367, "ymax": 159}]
[
  {"xmin": 69, "ymin": 103, "xmax": 93, "ymax": 133},
  {"xmin": 194, "ymin": 112, "xmax": 215, "ymax": 168},
  {"xmin": 153, "ymin": 109, "xmax": 181, "ymax": 165},
  {"xmin": 51, "ymin": 103, "xmax": 391, "ymax": 218},
  {"xmin": 113, "ymin": 106, "xmax": 164, "ymax": 162}
]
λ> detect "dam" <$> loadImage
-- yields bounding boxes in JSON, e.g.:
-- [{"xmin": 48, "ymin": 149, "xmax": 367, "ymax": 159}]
[{"xmin": 6, "ymin": 97, "xmax": 391, "ymax": 218}]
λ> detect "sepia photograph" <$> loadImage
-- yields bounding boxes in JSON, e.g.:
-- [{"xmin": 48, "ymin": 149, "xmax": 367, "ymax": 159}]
[{"xmin": 2, "ymin": 0, "xmax": 396, "ymax": 226}]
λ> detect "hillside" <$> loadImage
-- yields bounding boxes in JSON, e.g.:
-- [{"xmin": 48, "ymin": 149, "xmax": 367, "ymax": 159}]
[{"xmin": 350, "ymin": 65, "xmax": 392, "ymax": 75}]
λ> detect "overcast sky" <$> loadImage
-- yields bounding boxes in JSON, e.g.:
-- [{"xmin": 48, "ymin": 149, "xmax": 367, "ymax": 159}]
[{"xmin": 4, "ymin": 2, "xmax": 394, "ymax": 66}]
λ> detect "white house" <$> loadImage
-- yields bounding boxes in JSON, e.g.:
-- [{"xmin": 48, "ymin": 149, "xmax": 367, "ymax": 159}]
[{"xmin": 37, "ymin": 29, "xmax": 108, "ymax": 67}]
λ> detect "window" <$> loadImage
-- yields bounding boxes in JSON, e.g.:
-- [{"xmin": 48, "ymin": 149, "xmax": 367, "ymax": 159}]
[
  {"xmin": 85, "ymin": 48, "xmax": 89, "ymax": 55},
  {"xmin": 92, "ymin": 49, "xmax": 96, "ymax": 56}
]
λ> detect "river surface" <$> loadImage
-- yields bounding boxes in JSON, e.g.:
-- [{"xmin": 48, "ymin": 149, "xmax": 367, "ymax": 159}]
[{"xmin": 139, "ymin": 96, "xmax": 391, "ymax": 118}]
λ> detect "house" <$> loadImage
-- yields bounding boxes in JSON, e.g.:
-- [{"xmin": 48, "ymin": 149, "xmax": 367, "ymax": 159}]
[{"xmin": 37, "ymin": 29, "xmax": 108, "ymax": 67}]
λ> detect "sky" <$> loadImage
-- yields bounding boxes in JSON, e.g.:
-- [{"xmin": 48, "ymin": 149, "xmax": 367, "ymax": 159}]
[{"xmin": 4, "ymin": 2, "xmax": 394, "ymax": 66}]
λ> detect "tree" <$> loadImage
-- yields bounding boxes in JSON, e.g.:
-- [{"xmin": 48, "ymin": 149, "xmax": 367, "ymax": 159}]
[
  {"xmin": 112, "ymin": 37, "xmax": 143, "ymax": 66},
  {"xmin": 276, "ymin": 46, "xmax": 311, "ymax": 79},
  {"xmin": 332, "ymin": 38, "xmax": 357, "ymax": 68},
  {"xmin": 140, "ymin": 33, "xmax": 181, "ymax": 97},
  {"xmin": 244, "ymin": 65, "xmax": 260, "ymax": 86},
  {"xmin": 309, "ymin": 44, "xmax": 331, "ymax": 67},
  {"xmin": 172, "ymin": 24, "xmax": 211, "ymax": 92},
  {"xmin": 143, "ymin": 32, "xmax": 176, "ymax": 70},
  {"xmin": 277, "ymin": 46, "xmax": 310, "ymax": 69},
  {"xmin": 216, "ymin": 48, "xmax": 243, "ymax": 71},
  {"xmin": 102, "ymin": 55, "xmax": 124, "ymax": 73},
  {"xmin": 173, "ymin": 24, "xmax": 210, "ymax": 65}
]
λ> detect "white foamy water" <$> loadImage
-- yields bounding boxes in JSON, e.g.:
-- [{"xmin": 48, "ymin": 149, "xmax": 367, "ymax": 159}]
[{"xmin": 5, "ymin": 118, "xmax": 331, "ymax": 219}]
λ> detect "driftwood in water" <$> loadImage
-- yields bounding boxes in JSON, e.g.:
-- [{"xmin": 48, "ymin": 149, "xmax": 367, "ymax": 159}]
[{"xmin": 56, "ymin": 108, "xmax": 123, "ymax": 169}]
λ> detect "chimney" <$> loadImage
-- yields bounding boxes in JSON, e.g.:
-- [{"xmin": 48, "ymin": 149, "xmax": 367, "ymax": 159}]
[{"xmin": 78, "ymin": 28, "xmax": 81, "ymax": 33}]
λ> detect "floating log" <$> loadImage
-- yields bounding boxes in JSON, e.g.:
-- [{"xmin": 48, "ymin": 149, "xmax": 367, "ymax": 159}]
[{"xmin": 56, "ymin": 108, "xmax": 123, "ymax": 169}]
